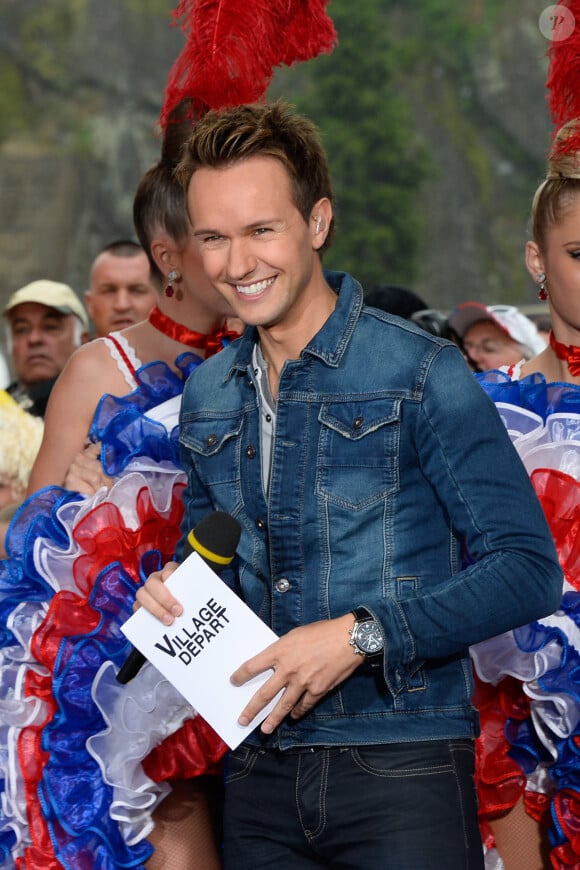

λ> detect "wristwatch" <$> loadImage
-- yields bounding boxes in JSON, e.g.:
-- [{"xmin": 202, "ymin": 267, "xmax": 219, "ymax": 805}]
[{"xmin": 349, "ymin": 607, "xmax": 384, "ymax": 662}]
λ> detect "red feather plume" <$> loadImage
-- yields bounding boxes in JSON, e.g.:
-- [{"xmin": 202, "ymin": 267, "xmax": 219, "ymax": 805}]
[
  {"xmin": 159, "ymin": 0, "xmax": 337, "ymax": 131},
  {"xmin": 546, "ymin": 0, "xmax": 580, "ymax": 156}
]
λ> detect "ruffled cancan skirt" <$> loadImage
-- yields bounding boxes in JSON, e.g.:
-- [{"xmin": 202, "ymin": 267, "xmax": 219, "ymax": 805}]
[
  {"xmin": 471, "ymin": 372, "xmax": 580, "ymax": 870},
  {"xmin": 0, "ymin": 354, "xmax": 227, "ymax": 869}
]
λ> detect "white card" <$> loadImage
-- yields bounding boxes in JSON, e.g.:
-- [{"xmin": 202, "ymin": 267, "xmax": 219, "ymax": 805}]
[{"xmin": 121, "ymin": 551, "xmax": 281, "ymax": 749}]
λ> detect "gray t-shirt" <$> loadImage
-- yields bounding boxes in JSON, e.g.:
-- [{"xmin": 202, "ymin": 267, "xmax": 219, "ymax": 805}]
[{"xmin": 252, "ymin": 342, "xmax": 276, "ymax": 495}]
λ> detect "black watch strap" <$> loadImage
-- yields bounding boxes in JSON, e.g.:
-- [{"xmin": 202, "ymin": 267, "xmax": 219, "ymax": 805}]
[
  {"xmin": 351, "ymin": 607, "xmax": 384, "ymax": 664},
  {"xmin": 352, "ymin": 606, "xmax": 373, "ymax": 622}
]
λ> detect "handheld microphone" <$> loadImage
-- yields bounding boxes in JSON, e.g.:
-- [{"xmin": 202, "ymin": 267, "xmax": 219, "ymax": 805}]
[{"xmin": 116, "ymin": 510, "xmax": 241, "ymax": 685}]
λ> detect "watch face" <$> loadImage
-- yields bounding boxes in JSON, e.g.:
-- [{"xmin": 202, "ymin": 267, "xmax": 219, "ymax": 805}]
[{"xmin": 355, "ymin": 621, "xmax": 383, "ymax": 654}]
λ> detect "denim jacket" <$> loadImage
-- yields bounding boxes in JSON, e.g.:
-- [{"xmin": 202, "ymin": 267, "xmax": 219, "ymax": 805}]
[{"xmin": 179, "ymin": 271, "xmax": 562, "ymax": 749}]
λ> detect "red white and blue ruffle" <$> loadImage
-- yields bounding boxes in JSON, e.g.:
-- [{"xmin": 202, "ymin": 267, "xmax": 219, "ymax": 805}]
[
  {"xmin": 471, "ymin": 371, "xmax": 580, "ymax": 870},
  {"xmin": 0, "ymin": 353, "xmax": 227, "ymax": 870}
]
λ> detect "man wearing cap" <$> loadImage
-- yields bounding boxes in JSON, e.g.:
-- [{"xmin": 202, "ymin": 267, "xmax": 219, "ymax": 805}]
[
  {"xmin": 447, "ymin": 302, "xmax": 547, "ymax": 373},
  {"xmin": 3, "ymin": 279, "xmax": 90, "ymax": 418}
]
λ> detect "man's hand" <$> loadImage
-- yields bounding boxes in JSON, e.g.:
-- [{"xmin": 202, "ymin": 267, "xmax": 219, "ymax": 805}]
[
  {"xmin": 231, "ymin": 614, "xmax": 363, "ymax": 734},
  {"xmin": 134, "ymin": 561, "xmax": 183, "ymax": 625},
  {"xmin": 64, "ymin": 441, "xmax": 113, "ymax": 494}
]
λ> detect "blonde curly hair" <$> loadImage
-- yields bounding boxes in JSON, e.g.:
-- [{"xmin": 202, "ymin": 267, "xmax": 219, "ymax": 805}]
[{"xmin": 0, "ymin": 389, "xmax": 44, "ymax": 495}]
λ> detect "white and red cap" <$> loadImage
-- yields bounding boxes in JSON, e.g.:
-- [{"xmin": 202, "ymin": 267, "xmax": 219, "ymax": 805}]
[{"xmin": 447, "ymin": 302, "xmax": 546, "ymax": 356}]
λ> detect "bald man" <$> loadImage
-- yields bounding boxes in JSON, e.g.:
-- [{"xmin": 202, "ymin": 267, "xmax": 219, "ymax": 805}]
[{"xmin": 85, "ymin": 240, "xmax": 158, "ymax": 337}]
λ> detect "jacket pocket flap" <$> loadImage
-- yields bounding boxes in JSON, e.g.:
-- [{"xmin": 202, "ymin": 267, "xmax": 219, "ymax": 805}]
[
  {"xmin": 319, "ymin": 399, "xmax": 401, "ymax": 440},
  {"xmin": 180, "ymin": 417, "xmax": 244, "ymax": 456}
]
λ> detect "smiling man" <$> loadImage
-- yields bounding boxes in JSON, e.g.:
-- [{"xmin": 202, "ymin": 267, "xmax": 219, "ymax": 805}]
[
  {"xmin": 3, "ymin": 279, "xmax": 89, "ymax": 417},
  {"xmin": 138, "ymin": 101, "xmax": 562, "ymax": 869}
]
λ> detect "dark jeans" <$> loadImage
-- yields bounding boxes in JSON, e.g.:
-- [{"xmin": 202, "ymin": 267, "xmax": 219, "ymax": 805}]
[{"xmin": 223, "ymin": 739, "xmax": 484, "ymax": 869}]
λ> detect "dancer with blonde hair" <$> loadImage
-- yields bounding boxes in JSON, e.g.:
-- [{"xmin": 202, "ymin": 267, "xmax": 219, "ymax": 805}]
[{"xmin": 472, "ymin": 7, "xmax": 580, "ymax": 866}]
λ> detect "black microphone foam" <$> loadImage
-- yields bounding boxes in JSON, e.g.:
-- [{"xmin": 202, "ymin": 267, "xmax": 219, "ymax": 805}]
[
  {"xmin": 181, "ymin": 510, "xmax": 242, "ymax": 562},
  {"xmin": 116, "ymin": 510, "xmax": 241, "ymax": 684}
]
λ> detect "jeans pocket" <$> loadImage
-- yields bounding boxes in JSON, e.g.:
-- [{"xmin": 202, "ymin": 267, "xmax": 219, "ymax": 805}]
[
  {"xmin": 224, "ymin": 745, "xmax": 260, "ymax": 784},
  {"xmin": 351, "ymin": 740, "xmax": 456, "ymax": 778}
]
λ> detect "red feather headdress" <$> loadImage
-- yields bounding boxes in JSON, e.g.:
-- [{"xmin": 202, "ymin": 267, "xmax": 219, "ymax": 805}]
[
  {"xmin": 159, "ymin": 0, "xmax": 337, "ymax": 131},
  {"xmin": 546, "ymin": 0, "xmax": 580, "ymax": 157}
]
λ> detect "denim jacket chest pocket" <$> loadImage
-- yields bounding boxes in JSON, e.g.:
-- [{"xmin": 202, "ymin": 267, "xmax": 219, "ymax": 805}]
[
  {"xmin": 180, "ymin": 415, "xmax": 245, "ymax": 511},
  {"xmin": 315, "ymin": 398, "xmax": 401, "ymax": 510}
]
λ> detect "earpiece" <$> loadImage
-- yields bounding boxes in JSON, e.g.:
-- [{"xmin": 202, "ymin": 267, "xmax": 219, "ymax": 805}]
[{"xmin": 314, "ymin": 215, "xmax": 323, "ymax": 234}]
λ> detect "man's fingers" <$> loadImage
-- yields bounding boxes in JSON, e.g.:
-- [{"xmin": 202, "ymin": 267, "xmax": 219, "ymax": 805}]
[
  {"xmin": 230, "ymin": 661, "xmax": 258, "ymax": 687},
  {"xmin": 259, "ymin": 688, "xmax": 306, "ymax": 733},
  {"xmin": 289, "ymin": 691, "xmax": 317, "ymax": 719},
  {"xmin": 231, "ymin": 643, "xmax": 277, "ymax": 686},
  {"xmin": 236, "ymin": 677, "xmax": 296, "ymax": 730},
  {"xmin": 234, "ymin": 664, "xmax": 309, "ymax": 733},
  {"xmin": 135, "ymin": 563, "xmax": 182, "ymax": 624}
]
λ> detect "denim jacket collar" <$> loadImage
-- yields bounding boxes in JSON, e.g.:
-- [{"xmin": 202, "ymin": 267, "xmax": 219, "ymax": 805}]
[{"xmin": 226, "ymin": 270, "xmax": 364, "ymax": 381}]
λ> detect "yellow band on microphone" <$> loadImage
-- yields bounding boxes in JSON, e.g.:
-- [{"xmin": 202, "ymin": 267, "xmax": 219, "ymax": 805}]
[{"xmin": 187, "ymin": 529, "xmax": 235, "ymax": 565}]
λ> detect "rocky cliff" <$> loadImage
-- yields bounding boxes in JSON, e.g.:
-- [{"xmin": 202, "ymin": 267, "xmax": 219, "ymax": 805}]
[{"xmin": 0, "ymin": 0, "xmax": 556, "ymax": 315}]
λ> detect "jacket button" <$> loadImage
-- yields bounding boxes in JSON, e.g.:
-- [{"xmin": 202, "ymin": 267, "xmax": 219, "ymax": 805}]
[
  {"xmin": 206, "ymin": 433, "xmax": 218, "ymax": 446},
  {"xmin": 246, "ymin": 445, "xmax": 257, "ymax": 459},
  {"xmin": 353, "ymin": 416, "xmax": 364, "ymax": 430},
  {"xmin": 275, "ymin": 578, "xmax": 291, "ymax": 593},
  {"xmin": 256, "ymin": 517, "xmax": 266, "ymax": 531}
]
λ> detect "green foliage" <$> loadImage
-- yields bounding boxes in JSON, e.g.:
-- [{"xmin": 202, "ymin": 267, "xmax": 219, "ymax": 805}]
[
  {"xmin": 125, "ymin": 0, "xmax": 169, "ymax": 15},
  {"xmin": 20, "ymin": 3, "xmax": 82, "ymax": 86},
  {"xmin": 272, "ymin": 0, "xmax": 432, "ymax": 288},
  {"xmin": 0, "ymin": 61, "xmax": 32, "ymax": 143},
  {"xmin": 0, "ymin": 0, "xmax": 546, "ymax": 303},
  {"xmin": 394, "ymin": 0, "xmax": 502, "ymax": 78},
  {"xmin": 269, "ymin": 0, "xmax": 511, "ymax": 290},
  {"xmin": 0, "ymin": 1, "xmax": 83, "ymax": 144}
]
